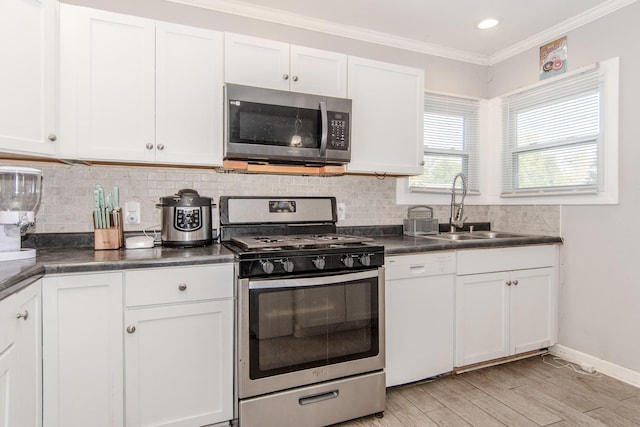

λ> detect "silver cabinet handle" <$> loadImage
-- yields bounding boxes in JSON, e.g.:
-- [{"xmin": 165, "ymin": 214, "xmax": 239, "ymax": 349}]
[
  {"xmin": 145, "ymin": 143, "xmax": 154, "ymax": 150},
  {"xmin": 156, "ymin": 144, "xmax": 165, "ymax": 151},
  {"xmin": 292, "ymin": 75, "xmax": 298, "ymax": 82},
  {"xmin": 282, "ymin": 73, "xmax": 289, "ymax": 80},
  {"xmin": 48, "ymin": 134, "xmax": 57, "ymax": 142},
  {"xmin": 420, "ymin": 160, "xmax": 425, "ymax": 166},
  {"xmin": 178, "ymin": 283, "xmax": 187, "ymax": 291},
  {"xmin": 127, "ymin": 326, "xmax": 136, "ymax": 334},
  {"xmin": 506, "ymin": 280, "xmax": 512, "ymax": 286},
  {"xmin": 512, "ymin": 280, "xmax": 519, "ymax": 286},
  {"xmin": 16, "ymin": 310, "xmax": 29, "ymax": 320}
]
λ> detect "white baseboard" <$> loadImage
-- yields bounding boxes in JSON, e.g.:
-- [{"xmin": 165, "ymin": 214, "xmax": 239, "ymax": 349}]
[{"xmin": 550, "ymin": 344, "xmax": 640, "ymax": 388}]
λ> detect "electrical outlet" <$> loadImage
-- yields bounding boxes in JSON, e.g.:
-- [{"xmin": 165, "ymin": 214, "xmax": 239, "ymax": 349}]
[
  {"xmin": 337, "ymin": 203, "xmax": 346, "ymax": 221},
  {"xmin": 125, "ymin": 201, "xmax": 141, "ymax": 225}
]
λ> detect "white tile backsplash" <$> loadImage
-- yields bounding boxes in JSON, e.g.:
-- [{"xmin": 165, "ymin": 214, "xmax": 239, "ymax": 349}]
[{"xmin": 5, "ymin": 160, "xmax": 560, "ymax": 236}]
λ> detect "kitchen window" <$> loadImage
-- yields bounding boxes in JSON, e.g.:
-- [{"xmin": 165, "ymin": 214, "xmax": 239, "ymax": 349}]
[
  {"xmin": 408, "ymin": 92, "xmax": 480, "ymax": 194},
  {"xmin": 500, "ymin": 57, "xmax": 619, "ymax": 203}
]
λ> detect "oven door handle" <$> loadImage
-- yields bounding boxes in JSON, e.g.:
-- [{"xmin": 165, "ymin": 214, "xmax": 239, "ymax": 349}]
[
  {"xmin": 299, "ymin": 390, "xmax": 339, "ymax": 406},
  {"xmin": 319, "ymin": 100, "xmax": 328, "ymax": 159},
  {"xmin": 249, "ymin": 269, "xmax": 379, "ymax": 290}
]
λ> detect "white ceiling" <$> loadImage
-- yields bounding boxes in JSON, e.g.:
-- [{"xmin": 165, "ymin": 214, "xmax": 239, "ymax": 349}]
[{"xmin": 170, "ymin": 0, "xmax": 636, "ymax": 65}]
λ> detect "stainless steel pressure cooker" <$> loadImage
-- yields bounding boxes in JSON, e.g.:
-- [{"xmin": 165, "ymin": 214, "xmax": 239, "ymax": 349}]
[{"xmin": 157, "ymin": 189, "xmax": 214, "ymax": 247}]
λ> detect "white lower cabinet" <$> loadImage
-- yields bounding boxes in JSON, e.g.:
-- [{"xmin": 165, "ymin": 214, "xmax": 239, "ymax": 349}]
[
  {"xmin": 124, "ymin": 264, "xmax": 234, "ymax": 427},
  {"xmin": 42, "ymin": 272, "xmax": 124, "ymax": 427},
  {"xmin": 0, "ymin": 279, "xmax": 42, "ymax": 427},
  {"xmin": 455, "ymin": 246, "xmax": 558, "ymax": 367},
  {"xmin": 385, "ymin": 253, "xmax": 455, "ymax": 386},
  {"xmin": 42, "ymin": 263, "xmax": 235, "ymax": 427}
]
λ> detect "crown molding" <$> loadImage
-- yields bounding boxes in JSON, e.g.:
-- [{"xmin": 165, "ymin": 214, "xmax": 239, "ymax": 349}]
[
  {"xmin": 168, "ymin": 0, "xmax": 637, "ymax": 67},
  {"xmin": 487, "ymin": 0, "xmax": 638, "ymax": 65}
]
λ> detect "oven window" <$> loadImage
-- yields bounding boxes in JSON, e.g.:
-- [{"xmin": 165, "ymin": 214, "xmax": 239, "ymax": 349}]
[
  {"xmin": 248, "ymin": 278, "xmax": 379, "ymax": 379},
  {"xmin": 229, "ymin": 101, "xmax": 322, "ymax": 149}
]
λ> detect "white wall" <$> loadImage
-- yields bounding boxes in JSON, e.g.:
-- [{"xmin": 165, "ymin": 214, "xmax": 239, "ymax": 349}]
[{"xmin": 489, "ymin": 2, "xmax": 640, "ymax": 373}]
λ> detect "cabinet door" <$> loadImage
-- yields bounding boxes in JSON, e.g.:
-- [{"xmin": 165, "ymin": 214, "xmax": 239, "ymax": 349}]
[
  {"xmin": 42, "ymin": 273, "xmax": 124, "ymax": 427},
  {"xmin": 125, "ymin": 300, "xmax": 234, "ymax": 427},
  {"xmin": 455, "ymin": 272, "xmax": 510, "ymax": 366},
  {"xmin": 156, "ymin": 23, "xmax": 224, "ymax": 166},
  {"xmin": 510, "ymin": 267, "xmax": 557, "ymax": 354},
  {"xmin": 347, "ymin": 56, "xmax": 424, "ymax": 175},
  {"xmin": 0, "ymin": 0, "xmax": 56, "ymax": 156},
  {"xmin": 386, "ymin": 274, "xmax": 454, "ymax": 386},
  {"xmin": 63, "ymin": 5, "xmax": 155, "ymax": 162},
  {"xmin": 290, "ymin": 45, "xmax": 347, "ymax": 97},
  {"xmin": 224, "ymin": 33, "xmax": 290, "ymax": 91},
  {"xmin": 0, "ymin": 280, "xmax": 42, "ymax": 427}
]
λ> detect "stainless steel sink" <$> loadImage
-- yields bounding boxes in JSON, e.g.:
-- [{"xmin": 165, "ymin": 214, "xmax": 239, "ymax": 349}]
[
  {"xmin": 417, "ymin": 232, "xmax": 487, "ymax": 241},
  {"xmin": 467, "ymin": 231, "xmax": 528, "ymax": 239},
  {"xmin": 416, "ymin": 230, "xmax": 529, "ymax": 241}
]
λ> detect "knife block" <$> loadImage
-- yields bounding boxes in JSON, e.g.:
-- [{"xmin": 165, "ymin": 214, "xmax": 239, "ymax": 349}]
[{"xmin": 93, "ymin": 209, "xmax": 124, "ymax": 250}]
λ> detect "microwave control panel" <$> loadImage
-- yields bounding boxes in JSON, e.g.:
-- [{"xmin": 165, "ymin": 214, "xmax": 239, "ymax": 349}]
[{"xmin": 327, "ymin": 112, "xmax": 350, "ymax": 150}]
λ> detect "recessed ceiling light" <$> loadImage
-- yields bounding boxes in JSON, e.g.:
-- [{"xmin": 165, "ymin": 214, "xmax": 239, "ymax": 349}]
[{"xmin": 477, "ymin": 17, "xmax": 501, "ymax": 30}]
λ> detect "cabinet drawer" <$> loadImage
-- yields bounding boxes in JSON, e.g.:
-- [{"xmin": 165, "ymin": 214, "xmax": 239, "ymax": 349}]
[
  {"xmin": 457, "ymin": 245, "xmax": 558, "ymax": 275},
  {"xmin": 125, "ymin": 264, "xmax": 234, "ymax": 307}
]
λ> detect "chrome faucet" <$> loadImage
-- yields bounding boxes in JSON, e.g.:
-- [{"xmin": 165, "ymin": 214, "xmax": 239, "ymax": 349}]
[{"xmin": 450, "ymin": 173, "xmax": 467, "ymax": 231}]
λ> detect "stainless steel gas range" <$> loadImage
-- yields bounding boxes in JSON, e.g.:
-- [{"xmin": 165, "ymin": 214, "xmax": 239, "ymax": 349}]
[{"xmin": 219, "ymin": 196, "xmax": 386, "ymax": 427}]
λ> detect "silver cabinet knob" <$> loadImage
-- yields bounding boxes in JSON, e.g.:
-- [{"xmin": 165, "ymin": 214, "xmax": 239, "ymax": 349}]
[
  {"xmin": 178, "ymin": 283, "xmax": 187, "ymax": 291},
  {"xmin": 127, "ymin": 326, "xmax": 136, "ymax": 334},
  {"xmin": 145, "ymin": 143, "xmax": 154, "ymax": 150},
  {"xmin": 16, "ymin": 310, "xmax": 29, "ymax": 320},
  {"xmin": 512, "ymin": 280, "xmax": 519, "ymax": 286},
  {"xmin": 156, "ymin": 144, "xmax": 165, "ymax": 151},
  {"xmin": 292, "ymin": 75, "xmax": 298, "ymax": 82},
  {"xmin": 282, "ymin": 73, "xmax": 289, "ymax": 80},
  {"xmin": 506, "ymin": 280, "xmax": 512, "ymax": 286},
  {"xmin": 419, "ymin": 160, "xmax": 425, "ymax": 166},
  {"xmin": 48, "ymin": 134, "xmax": 57, "ymax": 142}
]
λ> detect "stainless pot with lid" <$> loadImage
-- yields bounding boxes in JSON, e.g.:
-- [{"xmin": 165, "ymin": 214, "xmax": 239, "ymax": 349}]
[{"xmin": 156, "ymin": 189, "xmax": 214, "ymax": 247}]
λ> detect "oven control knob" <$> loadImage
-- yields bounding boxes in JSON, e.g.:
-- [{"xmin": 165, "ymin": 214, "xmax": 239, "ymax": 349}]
[
  {"xmin": 280, "ymin": 259, "xmax": 295, "ymax": 273},
  {"xmin": 312, "ymin": 257, "xmax": 326, "ymax": 270},
  {"xmin": 342, "ymin": 256, "xmax": 355, "ymax": 268},
  {"xmin": 260, "ymin": 260, "xmax": 275, "ymax": 274},
  {"xmin": 359, "ymin": 254, "xmax": 372, "ymax": 266}
]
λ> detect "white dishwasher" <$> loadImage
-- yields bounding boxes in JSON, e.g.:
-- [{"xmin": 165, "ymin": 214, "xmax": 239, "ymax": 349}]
[{"xmin": 385, "ymin": 251, "xmax": 456, "ymax": 387}]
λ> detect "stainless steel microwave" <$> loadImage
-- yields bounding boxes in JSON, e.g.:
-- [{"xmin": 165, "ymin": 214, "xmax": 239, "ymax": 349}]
[{"xmin": 224, "ymin": 84, "xmax": 352, "ymax": 165}]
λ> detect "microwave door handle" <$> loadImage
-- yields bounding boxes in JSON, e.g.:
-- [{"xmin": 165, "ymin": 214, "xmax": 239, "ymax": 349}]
[{"xmin": 320, "ymin": 101, "xmax": 328, "ymax": 158}]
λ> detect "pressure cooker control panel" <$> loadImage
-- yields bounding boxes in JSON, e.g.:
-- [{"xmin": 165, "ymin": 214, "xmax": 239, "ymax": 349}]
[{"xmin": 174, "ymin": 207, "xmax": 202, "ymax": 231}]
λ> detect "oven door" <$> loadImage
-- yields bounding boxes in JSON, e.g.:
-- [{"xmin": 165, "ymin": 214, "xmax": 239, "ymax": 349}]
[{"xmin": 238, "ymin": 268, "xmax": 385, "ymax": 399}]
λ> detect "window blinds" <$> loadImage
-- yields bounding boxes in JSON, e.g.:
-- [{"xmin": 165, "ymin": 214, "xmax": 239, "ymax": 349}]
[
  {"xmin": 501, "ymin": 67, "xmax": 602, "ymax": 196},
  {"xmin": 409, "ymin": 92, "xmax": 480, "ymax": 192}
]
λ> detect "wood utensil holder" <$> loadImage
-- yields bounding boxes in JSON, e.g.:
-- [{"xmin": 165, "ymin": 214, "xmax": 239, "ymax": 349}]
[{"xmin": 93, "ymin": 209, "xmax": 124, "ymax": 250}]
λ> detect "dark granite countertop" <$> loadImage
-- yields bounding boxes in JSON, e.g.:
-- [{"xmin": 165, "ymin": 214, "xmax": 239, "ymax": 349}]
[
  {"xmin": 1, "ymin": 225, "xmax": 563, "ymax": 301},
  {"xmin": 373, "ymin": 233, "xmax": 563, "ymax": 255},
  {"xmin": 0, "ymin": 244, "xmax": 235, "ymax": 301}
]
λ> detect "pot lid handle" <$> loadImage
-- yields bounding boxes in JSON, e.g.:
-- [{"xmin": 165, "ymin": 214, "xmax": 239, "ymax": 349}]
[{"xmin": 176, "ymin": 189, "xmax": 200, "ymax": 197}]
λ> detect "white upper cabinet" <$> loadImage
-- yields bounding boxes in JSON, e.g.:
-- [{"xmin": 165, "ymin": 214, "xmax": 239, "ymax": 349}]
[
  {"xmin": 155, "ymin": 22, "xmax": 224, "ymax": 165},
  {"xmin": 0, "ymin": 0, "xmax": 57, "ymax": 157},
  {"xmin": 346, "ymin": 56, "xmax": 424, "ymax": 175},
  {"xmin": 225, "ymin": 33, "xmax": 347, "ymax": 97},
  {"xmin": 59, "ymin": 4, "xmax": 224, "ymax": 166}
]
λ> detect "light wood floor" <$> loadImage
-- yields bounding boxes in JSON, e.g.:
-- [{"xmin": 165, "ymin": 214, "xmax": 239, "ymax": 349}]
[{"xmin": 335, "ymin": 354, "xmax": 640, "ymax": 426}]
